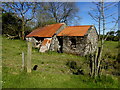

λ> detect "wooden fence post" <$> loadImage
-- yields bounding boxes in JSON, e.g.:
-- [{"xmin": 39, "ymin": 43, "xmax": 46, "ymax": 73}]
[
  {"xmin": 22, "ymin": 52, "xmax": 25, "ymax": 71},
  {"xmin": 27, "ymin": 41, "xmax": 32, "ymax": 73}
]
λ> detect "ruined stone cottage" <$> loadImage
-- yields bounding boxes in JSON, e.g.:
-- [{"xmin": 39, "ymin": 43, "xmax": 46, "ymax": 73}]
[{"xmin": 26, "ymin": 23, "xmax": 98, "ymax": 56}]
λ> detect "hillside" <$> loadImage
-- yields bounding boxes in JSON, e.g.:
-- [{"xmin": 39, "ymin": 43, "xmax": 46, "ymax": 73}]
[{"xmin": 2, "ymin": 37, "xmax": 119, "ymax": 88}]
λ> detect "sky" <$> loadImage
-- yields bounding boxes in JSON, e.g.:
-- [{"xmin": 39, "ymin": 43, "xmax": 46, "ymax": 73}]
[
  {"xmin": 76, "ymin": 2, "xmax": 95, "ymax": 25},
  {"xmin": 118, "ymin": 2, "xmax": 120, "ymax": 30},
  {"xmin": 75, "ymin": 2, "xmax": 119, "ymax": 33},
  {"xmin": 4, "ymin": 2, "xmax": 118, "ymax": 34}
]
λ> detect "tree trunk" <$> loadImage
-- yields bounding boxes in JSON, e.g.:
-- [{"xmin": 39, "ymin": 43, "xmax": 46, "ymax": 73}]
[
  {"xmin": 90, "ymin": 44, "xmax": 103, "ymax": 78},
  {"xmin": 21, "ymin": 19, "xmax": 25, "ymax": 40},
  {"xmin": 98, "ymin": 17, "xmax": 101, "ymax": 40},
  {"xmin": 91, "ymin": 53, "xmax": 95, "ymax": 77},
  {"xmin": 94, "ymin": 48, "xmax": 98, "ymax": 77},
  {"xmin": 18, "ymin": 31, "xmax": 21, "ymax": 39},
  {"xmin": 22, "ymin": 30, "xmax": 25, "ymax": 40},
  {"xmin": 96, "ymin": 41, "xmax": 103, "ymax": 77}
]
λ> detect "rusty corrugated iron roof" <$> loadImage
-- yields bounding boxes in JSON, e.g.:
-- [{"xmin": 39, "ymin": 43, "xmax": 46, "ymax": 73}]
[
  {"xmin": 26, "ymin": 23, "xmax": 65, "ymax": 38},
  {"xmin": 57, "ymin": 25, "xmax": 92, "ymax": 36}
]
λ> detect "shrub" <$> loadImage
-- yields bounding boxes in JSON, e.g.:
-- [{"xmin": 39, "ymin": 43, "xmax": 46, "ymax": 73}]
[
  {"xmin": 66, "ymin": 61, "xmax": 78, "ymax": 69},
  {"xmin": 66, "ymin": 61, "xmax": 84, "ymax": 75},
  {"xmin": 113, "ymin": 36, "xmax": 119, "ymax": 41}
]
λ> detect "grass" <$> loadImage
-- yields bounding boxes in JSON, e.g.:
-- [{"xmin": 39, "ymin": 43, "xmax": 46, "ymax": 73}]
[
  {"xmin": 2, "ymin": 36, "xmax": 119, "ymax": 88},
  {"xmin": 103, "ymin": 41, "xmax": 118, "ymax": 60}
]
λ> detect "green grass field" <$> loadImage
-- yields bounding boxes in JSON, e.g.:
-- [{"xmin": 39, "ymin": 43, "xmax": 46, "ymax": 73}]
[{"xmin": 2, "ymin": 37, "xmax": 119, "ymax": 88}]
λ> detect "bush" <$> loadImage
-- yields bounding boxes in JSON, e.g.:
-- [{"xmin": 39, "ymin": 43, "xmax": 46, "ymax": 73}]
[
  {"xmin": 113, "ymin": 36, "xmax": 119, "ymax": 41},
  {"xmin": 66, "ymin": 61, "xmax": 84, "ymax": 75},
  {"xmin": 100, "ymin": 35, "xmax": 119, "ymax": 41},
  {"xmin": 2, "ymin": 12, "xmax": 22, "ymax": 36},
  {"xmin": 66, "ymin": 61, "xmax": 78, "ymax": 69}
]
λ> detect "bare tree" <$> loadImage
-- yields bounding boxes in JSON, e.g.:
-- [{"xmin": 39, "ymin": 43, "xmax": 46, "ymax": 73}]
[
  {"xmin": 36, "ymin": 2, "xmax": 81, "ymax": 26},
  {"xmin": 35, "ymin": 3, "xmax": 56, "ymax": 27},
  {"xmin": 88, "ymin": 1, "xmax": 119, "ymax": 78},
  {"xmin": 2, "ymin": 2, "xmax": 38, "ymax": 40}
]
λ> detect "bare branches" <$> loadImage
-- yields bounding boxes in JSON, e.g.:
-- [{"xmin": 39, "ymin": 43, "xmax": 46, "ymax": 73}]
[
  {"xmin": 2, "ymin": 2, "xmax": 38, "ymax": 39},
  {"xmin": 105, "ymin": 12, "xmax": 117, "ymax": 19},
  {"xmin": 88, "ymin": 12, "xmax": 99, "ymax": 22},
  {"xmin": 36, "ymin": 2, "xmax": 80, "ymax": 26},
  {"xmin": 104, "ymin": 19, "xmax": 119, "ymax": 41},
  {"xmin": 3, "ymin": 2, "xmax": 37, "ymax": 21},
  {"xmin": 104, "ymin": 2, "xmax": 117, "ymax": 10}
]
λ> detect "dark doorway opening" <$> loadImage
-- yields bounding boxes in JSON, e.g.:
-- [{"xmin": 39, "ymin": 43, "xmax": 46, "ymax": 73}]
[
  {"xmin": 58, "ymin": 37, "xmax": 63, "ymax": 53},
  {"xmin": 70, "ymin": 38, "xmax": 76, "ymax": 49}
]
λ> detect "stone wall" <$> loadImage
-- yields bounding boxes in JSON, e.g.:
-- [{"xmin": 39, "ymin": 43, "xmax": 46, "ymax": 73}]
[
  {"xmin": 49, "ymin": 35, "xmax": 60, "ymax": 52},
  {"xmin": 62, "ymin": 36, "xmax": 86, "ymax": 56},
  {"xmin": 84, "ymin": 26, "xmax": 98, "ymax": 55},
  {"xmin": 26, "ymin": 37, "xmax": 40, "ymax": 48}
]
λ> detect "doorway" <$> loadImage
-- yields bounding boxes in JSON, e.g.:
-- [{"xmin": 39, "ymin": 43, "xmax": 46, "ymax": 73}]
[{"xmin": 57, "ymin": 37, "xmax": 63, "ymax": 53}]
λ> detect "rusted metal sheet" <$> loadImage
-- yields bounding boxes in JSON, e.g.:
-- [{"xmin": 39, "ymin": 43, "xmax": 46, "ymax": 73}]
[
  {"xmin": 26, "ymin": 23, "xmax": 65, "ymax": 38},
  {"xmin": 57, "ymin": 25, "xmax": 92, "ymax": 36},
  {"xmin": 39, "ymin": 38, "xmax": 52, "ymax": 52}
]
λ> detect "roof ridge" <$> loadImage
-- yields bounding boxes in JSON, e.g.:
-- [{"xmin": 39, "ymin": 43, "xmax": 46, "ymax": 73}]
[
  {"xmin": 67, "ymin": 25, "xmax": 93, "ymax": 27},
  {"xmin": 46, "ymin": 23, "xmax": 65, "ymax": 26}
]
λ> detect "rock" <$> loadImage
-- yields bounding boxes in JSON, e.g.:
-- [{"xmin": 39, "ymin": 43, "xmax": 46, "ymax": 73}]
[{"xmin": 33, "ymin": 65, "xmax": 38, "ymax": 70}]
